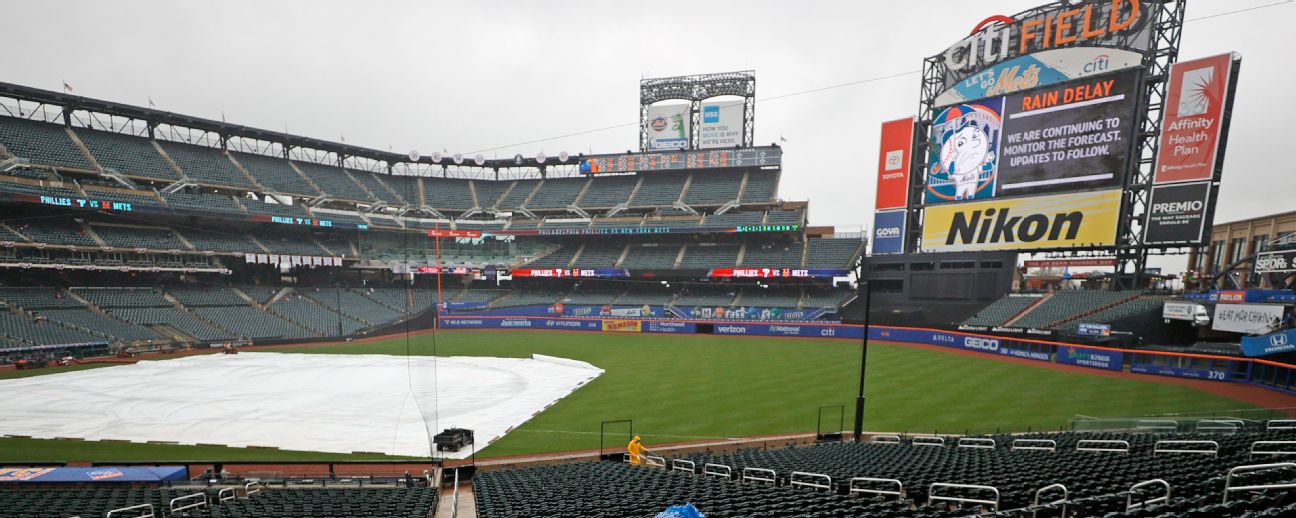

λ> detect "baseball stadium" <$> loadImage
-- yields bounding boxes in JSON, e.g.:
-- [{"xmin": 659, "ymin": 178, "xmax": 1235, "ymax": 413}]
[{"xmin": 3, "ymin": 0, "xmax": 1296, "ymax": 516}]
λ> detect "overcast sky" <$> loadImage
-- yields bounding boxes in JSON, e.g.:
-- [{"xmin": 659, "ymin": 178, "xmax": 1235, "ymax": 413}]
[{"xmin": 6, "ymin": 0, "xmax": 1291, "ymax": 271}]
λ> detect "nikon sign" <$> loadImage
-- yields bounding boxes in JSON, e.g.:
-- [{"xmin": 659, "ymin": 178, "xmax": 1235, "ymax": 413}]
[{"xmin": 922, "ymin": 189, "xmax": 1121, "ymax": 252}]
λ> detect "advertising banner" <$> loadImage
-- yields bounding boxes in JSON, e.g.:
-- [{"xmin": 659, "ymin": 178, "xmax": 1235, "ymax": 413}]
[
  {"xmin": 601, "ymin": 319, "xmax": 642, "ymax": 333},
  {"xmin": 1055, "ymin": 345, "xmax": 1124, "ymax": 371},
  {"xmin": 1255, "ymin": 250, "xmax": 1296, "ymax": 274},
  {"xmin": 510, "ymin": 268, "xmax": 631, "ymax": 278},
  {"xmin": 0, "ymin": 466, "xmax": 187, "ymax": 483},
  {"xmin": 714, "ymin": 323, "xmax": 863, "ymax": 339},
  {"xmin": 1153, "ymin": 53, "xmax": 1236, "ymax": 184},
  {"xmin": 1130, "ymin": 362, "xmax": 1229, "ymax": 381},
  {"xmin": 921, "ymin": 189, "xmax": 1122, "ymax": 252},
  {"xmin": 871, "ymin": 209, "xmax": 906, "ymax": 255},
  {"xmin": 699, "ymin": 100, "xmax": 743, "ymax": 149},
  {"xmin": 1144, "ymin": 181, "xmax": 1212, "ymax": 244},
  {"xmin": 580, "ymin": 146, "xmax": 781, "ymax": 174},
  {"xmin": 937, "ymin": 47, "xmax": 1145, "ymax": 106},
  {"xmin": 1212, "ymin": 304, "xmax": 1286, "ymax": 335},
  {"xmin": 706, "ymin": 268, "xmax": 850, "ymax": 279},
  {"xmin": 876, "ymin": 118, "xmax": 914, "ymax": 210},
  {"xmin": 1023, "ymin": 258, "xmax": 1115, "ymax": 268},
  {"xmin": 646, "ymin": 103, "xmax": 691, "ymax": 150},
  {"xmin": 1077, "ymin": 323, "xmax": 1112, "ymax": 337},
  {"xmin": 1162, "ymin": 301, "xmax": 1198, "ymax": 321},
  {"xmin": 644, "ymin": 321, "xmax": 696, "ymax": 334},
  {"xmin": 1241, "ymin": 329, "xmax": 1296, "ymax": 357}
]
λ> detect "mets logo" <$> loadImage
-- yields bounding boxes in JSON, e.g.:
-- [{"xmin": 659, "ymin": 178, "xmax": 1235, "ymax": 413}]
[
  {"xmin": 927, "ymin": 102, "xmax": 1001, "ymax": 203},
  {"xmin": 650, "ymin": 115, "xmax": 669, "ymax": 132}
]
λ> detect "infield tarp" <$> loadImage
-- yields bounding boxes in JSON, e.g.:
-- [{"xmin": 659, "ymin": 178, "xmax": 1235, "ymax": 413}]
[{"xmin": 0, "ymin": 352, "xmax": 602, "ymax": 458}]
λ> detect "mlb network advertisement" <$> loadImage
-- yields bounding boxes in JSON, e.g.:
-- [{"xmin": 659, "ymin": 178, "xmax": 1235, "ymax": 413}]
[
  {"xmin": 925, "ymin": 67, "xmax": 1139, "ymax": 205},
  {"xmin": 922, "ymin": 189, "xmax": 1122, "ymax": 252},
  {"xmin": 646, "ymin": 103, "xmax": 690, "ymax": 151},
  {"xmin": 1153, "ymin": 53, "xmax": 1238, "ymax": 184}
]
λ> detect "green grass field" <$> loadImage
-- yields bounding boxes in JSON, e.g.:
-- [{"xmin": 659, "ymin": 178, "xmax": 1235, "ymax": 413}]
[{"xmin": 0, "ymin": 330, "xmax": 1262, "ymax": 462}]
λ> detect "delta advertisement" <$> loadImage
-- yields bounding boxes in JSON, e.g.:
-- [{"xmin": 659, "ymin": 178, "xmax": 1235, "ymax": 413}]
[
  {"xmin": 1153, "ymin": 53, "xmax": 1238, "ymax": 185},
  {"xmin": 921, "ymin": 189, "xmax": 1122, "ymax": 252},
  {"xmin": 1055, "ymin": 345, "xmax": 1124, "ymax": 371},
  {"xmin": 1212, "ymin": 304, "xmax": 1286, "ymax": 335},
  {"xmin": 1144, "ymin": 181, "xmax": 1212, "ymax": 245},
  {"xmin": 936, "ymin": 0, "xmax": 1153, "ymax": 89},
  {"xmin": 925, "ymin": 68, "xmax": 1138, "ymax": 205},
  {"xmin": 875, "ymin": 118, "xmax": 914, "ymax": 210},
  {"xmin": 699, "ymin": 100, "xmax": 744, "ymax": 149},
  {"xmin": 871, "ymin": 209, "xmax": 906, "ymax": 255},
  {"xmin": 646, "ymin": 103, "xmax": 691, "ymax": 150}
]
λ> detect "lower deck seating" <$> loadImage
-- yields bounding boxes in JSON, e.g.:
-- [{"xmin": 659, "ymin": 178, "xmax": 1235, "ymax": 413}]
[{"xmin": 0, "ymin": 486, "xmax": 436, "ymax": 518}]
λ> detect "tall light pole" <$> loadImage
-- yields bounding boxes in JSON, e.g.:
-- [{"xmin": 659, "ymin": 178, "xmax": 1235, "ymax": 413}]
[{"xmin": 852, "ymin": 279, "xmax": 872, "ymax": 442}]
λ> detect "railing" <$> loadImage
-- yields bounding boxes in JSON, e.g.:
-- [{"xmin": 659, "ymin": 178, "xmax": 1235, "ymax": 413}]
[
  {"xmin": 871, "ymin": 435, "xmax": 901, "ymax": 445},
  {"xmin": 957, "ymin": 437, "xmax": 996, "ymax": 450},
  {"xmin": 1153, "ymin": 440, "xmax": 1219, "ymax": 457},
  {"xmin": 671, "ymin": 459, "xmax": 696, "ymax": 475},
  {"xmin": 1251, "ymin": 441, "xmax": 1296, "ymax": 460},
  {"xmin": 1135, "ymin": 419, "xmax": 1179, "ymax": 432},
  {"xmin": 450, "ymin": 467, "xmax": 460, "ymax": 518},
  {"xmin": 105, "ymin": 504, "xmax": 154, "ymax": 518},
  {"xmin": 1195, "ymin": 419, "xmax": 1245, "ymax": 433},
  {"xmin": 1223, "ymin": 462, "xmax": 1296, "ymax": 503},
  {"xmin": 929, "ymin": 483, "xmax": 999, "ymax": 512},
  {"xmin": 1268, "ymin": 419, "xmax": 1296, "ymax": 430},
  {"xmin": 912, "ymin": 436, "xmax": 946, "ymax": 447},
  {"xmin": 742, "ymin": 467, "xmax": 777, "ymax": 485},
  {"xmin": 789, "ymin": 471, "xmax": 832, "ymax": 491},
  {"xmin": 849, "ymin": 477, "xmax": 903, "ymax": 502},
  {"xmin": 1033, "ymin": 483, "xmax": 1068, "ymax": 518},
  {"xmin": 1012, "ymin": 439, "xmax": 1057, "ymax": 452},
  {"xmin": 1077, "ymin": 440, "xmax": 1130, "ymax": 454},
  {"xmin": 169, "ymin": 493, "xmax": 207, "ymax": 514},
  {"xmin": 644, "ymin": 455, "xmax": 666, "ymax": 468},
  {"xmin": 217, "ymin": 487, "xmax": 236, "ymax": 503},
  {"xmin": 703, "ymin": 463, "xmax": 732, "ymax": 480},
  {"xmin": 244, "ymin": 481, "xmax": 263, "ymax": 496},
  {"xmin": 1126, "ymin": 479, "xmax": 1171, "ymax": 511}
]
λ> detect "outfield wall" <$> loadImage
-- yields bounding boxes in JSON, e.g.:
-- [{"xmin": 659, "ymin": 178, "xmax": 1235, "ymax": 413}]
[{"xmin": 439, "ymin": 315, "xmax": 1296, "ymax": 395}]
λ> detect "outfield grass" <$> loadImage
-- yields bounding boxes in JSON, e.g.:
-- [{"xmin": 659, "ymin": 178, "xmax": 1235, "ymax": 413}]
[{"xmin": 0, "ymin": 330, "xmax": 1260, "ymax": 461}]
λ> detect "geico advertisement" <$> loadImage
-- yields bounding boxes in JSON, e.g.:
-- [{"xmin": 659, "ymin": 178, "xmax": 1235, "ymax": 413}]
[{"xmin": 922, "ymin": 189, "xmax": 1121, "ymax": 251}]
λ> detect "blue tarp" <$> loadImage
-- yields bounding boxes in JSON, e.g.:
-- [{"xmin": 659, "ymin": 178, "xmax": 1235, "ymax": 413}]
[
  {"xmin": 0, "ymin": 466, "xmax": 188, "ymax": 483},
  {"xmin": 655, "ymin": 503, "xmax": 705, "ymax": 518}
]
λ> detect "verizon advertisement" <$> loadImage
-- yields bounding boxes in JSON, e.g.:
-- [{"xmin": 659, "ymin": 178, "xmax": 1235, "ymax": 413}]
[
  {"xmin": 1212, "ymin": 304, "xmax": 1286, "ymax": 335},
  {"xmin": 1144, "ymin": 181, "xmax": 1212, "ymax": 244},
  {"xmin": 1153, "ymin": 53, "xmax": 1238, "ymax": 184},
  {"xmin": 875, "ymin": 118, "xmax": 914, "ymax": 210}
]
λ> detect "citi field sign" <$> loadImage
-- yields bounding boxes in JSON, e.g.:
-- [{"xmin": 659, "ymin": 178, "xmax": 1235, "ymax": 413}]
[{"xmin": 935, "ymin": 0, "xmax": 1153, "ymax": 104}]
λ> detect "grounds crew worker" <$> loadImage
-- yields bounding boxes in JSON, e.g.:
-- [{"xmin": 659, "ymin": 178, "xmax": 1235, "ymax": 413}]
[{"xmin": 628, "ymin": 435, "xmax": 652, "ymax": 465}]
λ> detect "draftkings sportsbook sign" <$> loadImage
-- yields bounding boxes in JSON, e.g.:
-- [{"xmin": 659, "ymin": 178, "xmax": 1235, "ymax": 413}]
[{"xmin": 922, "ymin": 189, "xmax": 1121, "ymax": 252}]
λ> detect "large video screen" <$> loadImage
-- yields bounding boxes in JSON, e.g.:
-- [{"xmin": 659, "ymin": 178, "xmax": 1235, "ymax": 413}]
[{"xmin": 925, "ymin": 67, "xmax": 1141, "ymax": 204}]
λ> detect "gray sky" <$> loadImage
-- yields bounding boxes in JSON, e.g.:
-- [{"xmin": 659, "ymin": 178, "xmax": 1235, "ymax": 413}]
[{"xmin": 6, "ymin": 0, "xmax": 1292, "ymax": 271}]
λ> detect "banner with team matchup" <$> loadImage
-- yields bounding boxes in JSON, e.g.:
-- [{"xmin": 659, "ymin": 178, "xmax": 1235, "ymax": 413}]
[
  {"xmin": 1153, "ymin": 53, "xmax": 1238, "ymax": 184},
  {"xmin": 875, "ymin": 118, "xmax": 914, "ymax": 210},
  {"xmin": 921, "ymin": 189, "xmax": 1121, "ymax": 252}
]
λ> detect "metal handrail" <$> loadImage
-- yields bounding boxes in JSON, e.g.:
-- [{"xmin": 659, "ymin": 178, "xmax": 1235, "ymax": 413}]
[
  {"xmin": 671, "ymin": 459, "xmax": 696, "ymax": 475},
  {"xmin": 245, "ymin": 481, "xmax": 262, "ymax": 497},
  {"xmin": 1223, "ymin": 462, "xmax": 1296, "ymax": 503},
  {"xmin": 644, "ymin": 455, "xmax": 666, "ymax": 468},
  {"xmin": 913, "ymin": 436, "xmax": 946, "ymax": 447},
  {"xmin": 1134, "ymin": 419, "xmax": 1179, "ymax": 432},
  {"xmin": 1032, "ymin": 483, "xmax": 1068, "ymax": 518},
  {"xmin": 929, "ymin": 482, "xmax": 1000, "ymax": 511},
  {"xmin": 871, "ymin": 435, "xmax": 902, "ymax": 444},
  {"xmin": 105, "ymin": 504, "xmax": 154, "ymax": 518},
  {"xmin": 1077, "ymin": 439, "xmax": 1130, "ymax": 453},
  {"xmin": 169, "ymin": 493, "xmax": 207, "ymax": 514},
  {"xmin": 1196, "ymin": 419, "xmax": 1245, "ymax": 433},
  {"xmin": 849, "ymin": 477, "xmax": 903, "ymax": 502},
  {"xmin": 703, "ymin": 463, "xmax": 732, "ymax": 480},
  {"xmin": 1251, "ymin": 441, "xmax": 1296, "ymax": 460},
  {"xmin": 742, "ymin": 467, "xmax": 777, "ymax": 485},
  {"xmin": 1267, "ymin": 419, "xmax": 1296, "ymax": 430},
  {"xmin": 1153, "ymin": 440, "xmax": 1219, "ymax": 457},
  {"xmin": 1126, "ymin": 479, "xmax": 1171, "ymax": 511},
  {"xmin": 789, "ymin": 471, "xmax": 832, "ymax": 491},
  {"xmin": 957, "ymin": 437, "xmax": 996, "ymax": 450},
  {"xmin": 1012, "ymin": 439, "xmax": 1057, "ymax": 452},
  {"xmin": 217, "ymin": 487, "xmax": 236, "ymax": 503},
  {"xmin": 450, "ymin": 468, "xmax": 460, "ymax": 518}
]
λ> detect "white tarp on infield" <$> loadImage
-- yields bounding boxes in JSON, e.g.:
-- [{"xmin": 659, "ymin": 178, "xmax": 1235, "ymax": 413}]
[{"xmin": 0, "ymin": 352, "xmax": 602, "ymax": 458}]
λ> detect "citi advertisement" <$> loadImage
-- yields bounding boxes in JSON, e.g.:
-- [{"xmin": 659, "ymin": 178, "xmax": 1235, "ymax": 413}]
[
  {"xmin": 872, "ymin": 209, "xmax": 906, "ymax": 255},
  {"xmin": 1153, "ymin": 53, "xmax": 1237, "ymax": 184},
  {"xmin": 714, "ymin": 323, "xmax": 863, "ymax": 339},
  {"xmin": 699, "ymin": 100, "xmax": 743, "ymax": 149},
  {"xmin": 937, "ymin": 47, "xmax": 1144, "ymax": 106},
  {"xmin": 875, "ymin": 118, "xmax": 914, "ymax": 210},
  {"xmin": 1055, "ymin": 345, "xmax": 1124, "ymax": 371},
  {"xmin": 921, "ymin": 189, "xmax": 1121, "ymax": 252},
  {"xmin": 1144, "ymin": 181, "xmax": 1212, "ymax": 245},
  {"xmin": 646, "ymin": 103, "xmax": 691, "ymax": 151}
]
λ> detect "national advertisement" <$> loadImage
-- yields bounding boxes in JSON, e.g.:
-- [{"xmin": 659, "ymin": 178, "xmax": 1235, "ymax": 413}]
[
  {"xmin": 646, "ymin": 103, "xmax": 691, "ymax": 151},
  {"xmin": 1055, "ymin": 345, "xmax": 1124, "ymax": 371},
  {"xmin": 921, "ymin": 189, "xmax": 1122, "ymax": 252},
  {"xmin": 698, "ymin": 100, "xmax": 743, "ymax": 149},
  {"xmin": 1130, "ymin": 362, "xmax": 1230, "ymax": 381},
  {"xmin": 871, "ymin": 209, "xmax": 906, "ymax": 255},
  {"xmin": 936, "ymin": 47, "xmax": 1145, "ymax": 106},
  {"xmin": 1144, "ymin": 181, "xmax": 1212, "ymax": 244},
  {"xmin": 1241, "ymin": 329, "xmax": 1296, "ymax": 358},
  {"xmin": 1212, "ymin": 304, "xmax": 1286, "ymax": 335},
  {"xmin": 875, "ymin": 118, "xmax": 914, "ymax": 210},
  {"xmin": 1153, "ymin": 53, "xmax": 1237, "ymax": 184},
  {"xmin": 601, "ymin": 319, "xmax": 642, "ymax": 333},
  {"xmin": 1255, "ymin": 250, "xmax": 1296, "ymax": 274}
]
